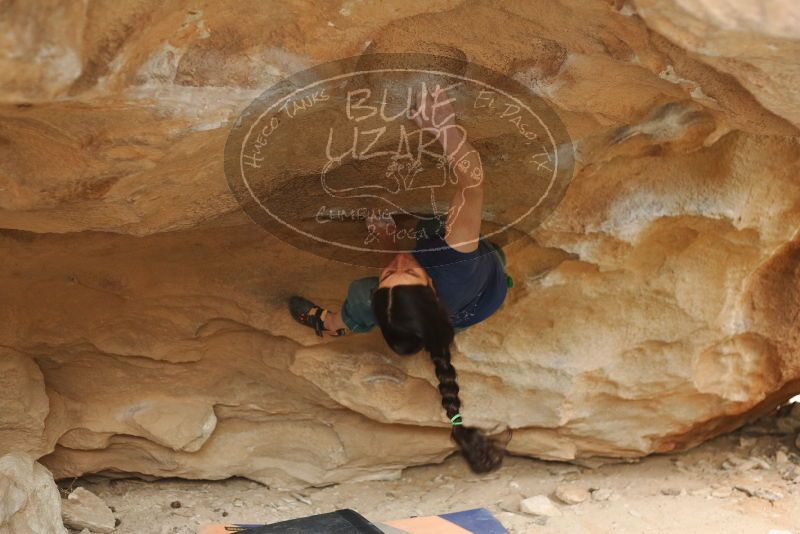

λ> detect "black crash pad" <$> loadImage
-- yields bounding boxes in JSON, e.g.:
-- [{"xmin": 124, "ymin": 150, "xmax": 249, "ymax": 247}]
[{"xmin": 241, "ymin": 508, "xmax": 384, "ymax": 533}]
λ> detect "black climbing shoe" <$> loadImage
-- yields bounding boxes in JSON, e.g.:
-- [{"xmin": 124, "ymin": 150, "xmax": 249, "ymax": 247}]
[{"xmin": 288, "ymin": 296, "xmax": 345, "ymax": 337}]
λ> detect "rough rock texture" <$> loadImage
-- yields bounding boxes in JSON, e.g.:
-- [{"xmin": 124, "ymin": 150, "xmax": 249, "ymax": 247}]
[
  {"xmin": 1, "ymin": 0, "xmax": 800, "ymax": 488},
  {"xmin": 520, "ymin": 495, "xmax": 562, "ymax": 517},
  {"xmin": 61, "ymin": 487, "xmax": 116, "ymax": 534},
  {"xmin": 0, "ymin": 453, "xmax": 67, "ymax": 534},
  {"xmin": 0, "ymin": 351, "xmax": 52, "ymax": 457}
]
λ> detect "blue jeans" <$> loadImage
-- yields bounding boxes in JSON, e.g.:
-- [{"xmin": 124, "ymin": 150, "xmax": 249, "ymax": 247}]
[{"xmin": 340, "ymin": 275, "xmax": 381, "ymax": 333}]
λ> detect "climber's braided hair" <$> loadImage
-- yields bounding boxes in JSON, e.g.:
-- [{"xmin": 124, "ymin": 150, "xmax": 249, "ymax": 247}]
[{"xmin": 371, "ymin": 284, "xmax": 505, "ymax": 473}]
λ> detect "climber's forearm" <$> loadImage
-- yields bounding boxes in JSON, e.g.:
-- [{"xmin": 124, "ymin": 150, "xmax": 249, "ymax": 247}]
[
  {"xmin": 442, "ymin": 129, "xmax": 485, "ymax": 252},
  {"xmin": 442, "ymin": 127, "xmax": 484, "ymax": 198}
]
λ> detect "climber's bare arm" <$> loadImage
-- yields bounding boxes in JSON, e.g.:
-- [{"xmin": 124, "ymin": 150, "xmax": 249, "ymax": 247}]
[
  {"xmin": 414, "ymin": 87, "xmax": 484, "ymax": 253},
  {"xmin": 441, "ymin": 128, "xmax": 484, "ymax": 252}
]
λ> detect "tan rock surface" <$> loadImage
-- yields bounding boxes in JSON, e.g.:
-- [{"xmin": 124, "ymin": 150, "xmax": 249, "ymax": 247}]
[
  {"xmin": 0, "ymin": 350, "xmax": 51, "ymax": 457},
  {"xmin": 1, "ymin": 0, "xmax": 800, "ymax": 488},
  {"xmin": 61, "ymin": 487, "xmax": 116, "ymax": 534},
  {"xmin": 633, "ymin": 0, "xmax": 800, "ymax": 128},
  {"xmin": 0, "ymin": 453, "xmax": 67, "ymax": 534}
]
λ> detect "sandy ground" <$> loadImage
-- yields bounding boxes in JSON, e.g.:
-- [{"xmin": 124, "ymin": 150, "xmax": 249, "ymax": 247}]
[{"xmin": 62, "ymin": 404, "xmax": 800, "ymax": 534}]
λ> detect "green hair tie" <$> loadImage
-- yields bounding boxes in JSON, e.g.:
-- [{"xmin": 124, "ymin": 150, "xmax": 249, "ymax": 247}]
[{"xmin": 450, "ymin": 413, "xmax": 463, "ymax": 426}]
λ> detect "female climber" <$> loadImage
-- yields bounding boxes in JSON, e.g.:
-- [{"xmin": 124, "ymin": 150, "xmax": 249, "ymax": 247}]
[{"xmin": 289, "ymin": 87, "xmax": 510, "ymax": 473}]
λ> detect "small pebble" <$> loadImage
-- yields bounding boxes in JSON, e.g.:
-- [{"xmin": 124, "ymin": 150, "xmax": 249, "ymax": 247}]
[
  {"xmin": 660, "ymin": 488, "xmax": 682, "ymax": 496},
  {"xmin": 554, "ymin": 485, "xmax": 589, "ymax": 505},
  {"xmin": 780, "ymin": 466, "xmax": 798, "ymax": 480},
  {"xmin": 520, "ymin": 495, "xmax": 561, "ymax": 517},
  {"xmin": 755, "ymin": 457, "xmax": 773, "ymax": 469},
  {"xmin": 591, "ymin": 488, "xmax": 613, "ymax": 502},
  {"xmin": 170, "ymin": 501, "xmax": 182, "ymax": 509}
]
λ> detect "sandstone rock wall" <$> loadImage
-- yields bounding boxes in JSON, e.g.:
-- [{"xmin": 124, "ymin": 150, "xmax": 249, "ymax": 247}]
[
  {"xmin": 1, "ymin": 0, "xmax": 799, "ymax": 488},
  {"xmin": 0, "ymin": 453, "xmax": 67, "ymax": 534}
]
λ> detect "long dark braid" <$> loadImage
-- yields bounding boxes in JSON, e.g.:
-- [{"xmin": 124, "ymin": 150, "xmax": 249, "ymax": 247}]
[{"xmin": 372, "ymin": 284, "xmax": 504, "ymax": 473}]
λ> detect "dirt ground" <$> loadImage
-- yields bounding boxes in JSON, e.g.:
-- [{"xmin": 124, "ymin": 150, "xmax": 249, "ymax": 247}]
[{"xmin": 63, "ymin": 402, "xmax": 800, "ymax": 534}]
